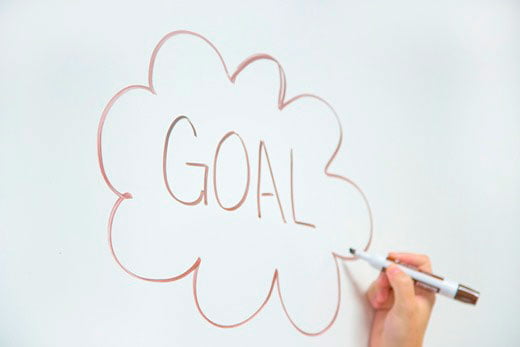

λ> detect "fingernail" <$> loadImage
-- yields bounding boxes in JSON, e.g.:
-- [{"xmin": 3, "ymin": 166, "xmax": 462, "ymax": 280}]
[{"xmin": 387, "ymin": 265, "xmax": 401, "ymax": 276}]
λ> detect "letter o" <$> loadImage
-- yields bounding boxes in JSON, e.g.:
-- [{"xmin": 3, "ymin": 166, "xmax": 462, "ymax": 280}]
[{"xmin": 213, "ymin": 131, "xmax": 251, "ymax": 211}]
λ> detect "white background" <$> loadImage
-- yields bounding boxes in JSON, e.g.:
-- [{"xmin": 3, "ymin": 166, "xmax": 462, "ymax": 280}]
[{"xmin": 1, "ymin": 1, "xmax": 519, "ymax": 346}]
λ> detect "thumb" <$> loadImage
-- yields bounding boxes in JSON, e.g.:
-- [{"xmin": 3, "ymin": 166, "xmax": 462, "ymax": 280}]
[{"xmin": 386, "ymin": 265, "xmax": 416, "ymax": 314}]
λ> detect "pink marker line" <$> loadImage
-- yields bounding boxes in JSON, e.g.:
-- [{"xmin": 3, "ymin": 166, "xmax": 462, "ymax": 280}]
[{"xmin": 98, "ymin": 30, "xmax": 373, "ymax": 335}]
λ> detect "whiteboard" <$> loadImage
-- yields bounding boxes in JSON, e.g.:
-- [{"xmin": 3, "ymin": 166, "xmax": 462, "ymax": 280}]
[{"xmin": 1, "ymin": 1, "xmax": 519, "ymax": 346}]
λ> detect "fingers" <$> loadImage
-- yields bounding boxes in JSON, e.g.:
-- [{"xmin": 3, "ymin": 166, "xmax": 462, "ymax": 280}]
[
  {"xmin": 388, "ymin": 252, "xmax": 436, "ymax": 302},
  {"xmin": 367, "ymin": 272, "xmax": 392, "ymax": 309},
  {"xmin": 388, "ymin": 252, "xmax": 432, "ymax": 273},
  {"xmin": 367, "ymin": 252, "xmax": 435, "ymax": 312},
  {"xmin": 386, "ymin": 265, "xmax": 416, "ymax": 314}
]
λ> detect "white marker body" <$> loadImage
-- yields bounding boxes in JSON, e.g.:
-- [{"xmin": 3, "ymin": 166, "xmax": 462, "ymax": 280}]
[{"xmin": 355, "ymin": 250, "xmax": 458, "ymax": 298}]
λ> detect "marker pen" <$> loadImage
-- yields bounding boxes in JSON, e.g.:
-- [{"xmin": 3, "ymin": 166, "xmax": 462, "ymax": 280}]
[{"xmin": 350, "ymin": 248, "xmax": 479, "ymax": 305}]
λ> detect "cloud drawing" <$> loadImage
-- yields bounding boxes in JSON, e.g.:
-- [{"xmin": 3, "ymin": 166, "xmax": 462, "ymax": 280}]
[{"xmin": 97, "ymin": 30, "xmax": 373, "ymax": 335}]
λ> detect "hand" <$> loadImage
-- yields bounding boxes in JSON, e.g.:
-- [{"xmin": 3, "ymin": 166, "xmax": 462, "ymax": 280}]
[{"xmin": 366, "ymin": 253, "xmax": 436, "ymax": 347}]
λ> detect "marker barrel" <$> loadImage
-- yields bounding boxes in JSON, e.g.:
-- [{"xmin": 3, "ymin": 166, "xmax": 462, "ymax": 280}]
[{"xmin": 353, "ymin": 249, "xmax": 479, "ymax": 304}]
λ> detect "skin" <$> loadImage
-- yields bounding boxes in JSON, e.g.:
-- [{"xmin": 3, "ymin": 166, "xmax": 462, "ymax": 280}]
[{"xmin": 367, "ymin": 253, "xmax": 436, "ymax": 347}]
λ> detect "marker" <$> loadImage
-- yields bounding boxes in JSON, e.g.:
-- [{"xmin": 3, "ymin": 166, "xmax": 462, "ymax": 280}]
[{"xmin": 349, "ymin": 248, "xmax": 479, "ymax": 305}]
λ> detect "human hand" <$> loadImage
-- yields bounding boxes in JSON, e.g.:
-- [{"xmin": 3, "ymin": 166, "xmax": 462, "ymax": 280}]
[{"xmin": 366, "ymin": 253, "xmax": 436, "ymax": 347}]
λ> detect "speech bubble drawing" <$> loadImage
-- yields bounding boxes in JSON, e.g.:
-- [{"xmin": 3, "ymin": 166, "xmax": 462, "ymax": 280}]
[{"xmin": 97, "ymin": 30, "xmax": 373, "ymax": 336}]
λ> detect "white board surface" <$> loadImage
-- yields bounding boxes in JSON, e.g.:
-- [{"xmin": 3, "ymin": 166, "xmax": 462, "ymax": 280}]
[{"xmin": 1, "ymin": 1, "xmax": 519, "ymax": 346}]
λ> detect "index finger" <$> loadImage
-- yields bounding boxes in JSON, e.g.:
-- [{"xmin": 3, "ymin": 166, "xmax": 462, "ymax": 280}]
[{"xmin": 387, "ymin": 252, "xmax": 432, "ymax": 273}]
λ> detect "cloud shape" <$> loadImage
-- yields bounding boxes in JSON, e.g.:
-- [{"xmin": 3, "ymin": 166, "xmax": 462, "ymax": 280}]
[{"xmin": 97, "ymin": 30, "xmax": 373, "ymax": 335}]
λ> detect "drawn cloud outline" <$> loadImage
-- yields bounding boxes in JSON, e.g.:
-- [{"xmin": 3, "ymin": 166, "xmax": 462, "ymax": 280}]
[{"xmin": 97, "ymin": 30, "xmax": 373, "ymax": 336}]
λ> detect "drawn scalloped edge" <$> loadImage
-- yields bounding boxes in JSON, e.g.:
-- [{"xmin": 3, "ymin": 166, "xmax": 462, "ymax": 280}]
[{"xmin": 97, "ymin": 30, "xmax": 373, "ymax": 336}]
